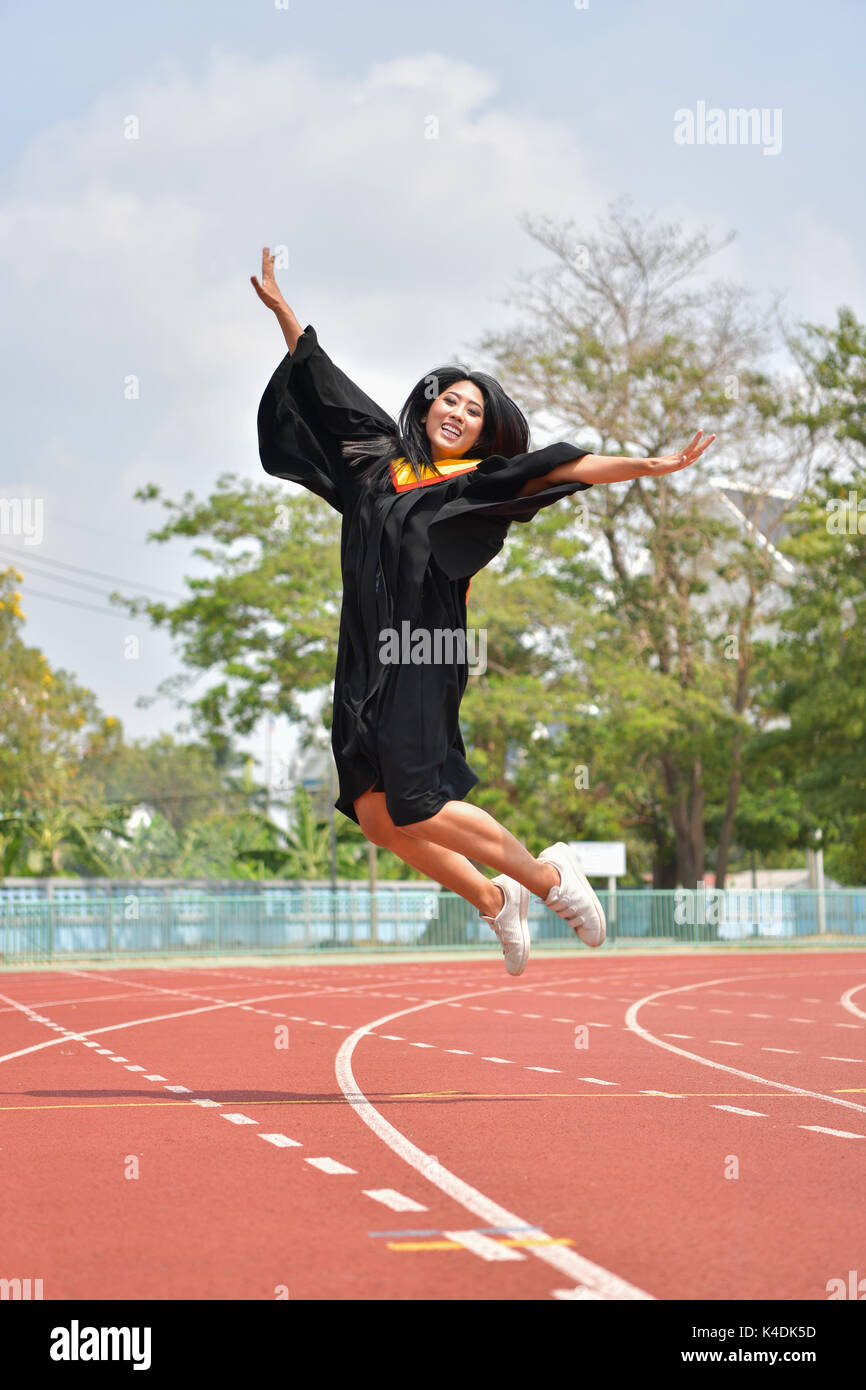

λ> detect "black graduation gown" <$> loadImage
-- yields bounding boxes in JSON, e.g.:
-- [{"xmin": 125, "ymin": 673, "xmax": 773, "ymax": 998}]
[{"xmin": 257, "ymin": 324, "xmax": 593, "ymax": 828}]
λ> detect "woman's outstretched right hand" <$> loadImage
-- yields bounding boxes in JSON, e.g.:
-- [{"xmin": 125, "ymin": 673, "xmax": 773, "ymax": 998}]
[{"xmin": 250, "ymin": 247, "xmax": 289, "ymax": 313}]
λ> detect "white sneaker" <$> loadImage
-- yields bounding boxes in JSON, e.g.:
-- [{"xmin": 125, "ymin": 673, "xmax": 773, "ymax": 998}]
[
  {"xmin": 536, "ymin": 842, "xmax": 606, "ymax": 948},
  {"xmin": 480, "ymin": 874, "xmax": 530, "ymax": 976}
]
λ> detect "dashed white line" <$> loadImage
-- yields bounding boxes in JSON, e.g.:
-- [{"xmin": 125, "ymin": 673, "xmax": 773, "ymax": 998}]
[
  {"xmin": 363, "ymin": 1189, "xmax": 428, "ymax": 1212},
  {"xmin": 712, "ymin": 1106, "xmax": 767, "ymax": 1117},
  {"xmin": 410, "ymin": 1042, "xmax": 436, "ymax": 1049},
  {"xmin": 164, "ymin": 1085, "xmax": 191, "ymax": 1093},
  {"xmin": 222, "ymin": 1113, "xmax": 258, "ymax": 1125},
  {"xmin": 823, "ymin": 1056, "xmax": 865, "ymax": 1064},
  {"xmin": 762, "ymin": 1047, "xmax": 798, "ymax": 1054},
  {"xmin": 798, "ymin": 1126, "xmax": 864, "ymax": 1140},
  {"xmin": 525, "ymin": 1066, "xmax": 562, "ymax": 1074},
  {"xmin": 259, "ymin": 1133, "xmax": 302, "ymax": 1148},
  {"xmin": 305, "ymin": 1157, "xmax": 357, "ymax": 1174},
  {"xmin": 444, "ymin": 1048, "xmax": 472, "ymax": 1055},
  {"xmin": 577, "ymin": 1077, "xmax": 618, "ymax": 1086},
  {"xmin": 143, "ymin": 1073, "xmax": 167, "ymax": 1081},
  {"xmin": 482, "ymin": 1057, "xmax": 514, "ymax": 1065}
]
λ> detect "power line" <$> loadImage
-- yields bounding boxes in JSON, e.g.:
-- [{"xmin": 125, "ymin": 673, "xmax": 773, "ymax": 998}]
[
  {"xmin": 0, "ymin": 544, "xmax": 187, "ymax": 602},
  {"xmin": 9, "ymin": 585, "xmax": 144, "ymax": 620}
]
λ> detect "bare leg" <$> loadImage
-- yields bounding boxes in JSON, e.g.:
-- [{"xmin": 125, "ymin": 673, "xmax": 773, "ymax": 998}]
[
  {"xmin": 355, "ymin": 788, "xmax": 559, "ymax": 912},
  {"xmin": 354, "ymin": 787, "xmax": 503, "ymax": 913},
  {"xmin": 399, "ymin": 799, "xmax": 560, "ymax": 898}
]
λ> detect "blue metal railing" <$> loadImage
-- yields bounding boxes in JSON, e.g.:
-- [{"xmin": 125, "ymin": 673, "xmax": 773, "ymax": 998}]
[{"xmin": 1, "ymin": 880, "xmax": 864, "ymax": 963}]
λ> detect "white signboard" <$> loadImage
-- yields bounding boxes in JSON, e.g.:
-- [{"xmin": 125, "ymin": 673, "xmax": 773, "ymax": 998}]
[{"xmin": 567, "ymin": 841, "xmax": 626, "ymax": 878}]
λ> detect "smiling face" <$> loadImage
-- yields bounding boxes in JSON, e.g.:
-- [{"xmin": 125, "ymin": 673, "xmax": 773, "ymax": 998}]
[{"xmin": 422, "ymin": 379, "xmax": 486, "ymax": 462}]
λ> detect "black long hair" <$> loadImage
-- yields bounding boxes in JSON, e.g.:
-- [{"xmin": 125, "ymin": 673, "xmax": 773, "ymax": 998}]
[{"xmin": 341, "ymin": 363, "xmax": 531, "ymax": 494}]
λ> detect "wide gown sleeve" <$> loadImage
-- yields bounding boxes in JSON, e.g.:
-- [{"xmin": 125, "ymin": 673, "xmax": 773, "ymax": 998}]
[
  {"xmin": 427, "ymin": 441, "xmax": 594, "ymax": 579},
  {"xmin": 257, "ymin": 324, "xmax": 398, "ymax": 513}
]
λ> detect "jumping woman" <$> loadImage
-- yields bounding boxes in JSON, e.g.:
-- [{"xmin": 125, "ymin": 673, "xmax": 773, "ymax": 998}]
[{"xmin": 252, "ymin": 249, "xmax": 715, "ymax": 975}]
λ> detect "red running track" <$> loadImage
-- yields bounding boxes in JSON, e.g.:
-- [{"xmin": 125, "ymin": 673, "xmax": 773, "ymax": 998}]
[{"xmin": 1, "ymin": 951, "xmax": 865, "ymax": 1301}]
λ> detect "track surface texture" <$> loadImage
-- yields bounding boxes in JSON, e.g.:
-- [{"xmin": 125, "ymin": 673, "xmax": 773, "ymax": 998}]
[{"xmin": 2, "ymin": 951, "xmax": 864, "ymax": 1301}]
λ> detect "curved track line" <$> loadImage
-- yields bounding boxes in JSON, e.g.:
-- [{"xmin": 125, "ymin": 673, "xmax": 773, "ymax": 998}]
[
  {"xmin": 625, "ymin": 975, "xmax": 866, "ymax": 1116},
  {"xmin": 841, "ymin": 984, "xmax": 866, "ymax": 1022},
  {"xmin": 334, "ymin": 988, "xmax": 655, "ymax": 1301}
]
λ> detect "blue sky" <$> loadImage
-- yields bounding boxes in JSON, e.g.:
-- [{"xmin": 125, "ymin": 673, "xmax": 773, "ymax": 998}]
[{"xmin": 1, "ymin": 0, "xmax": 863, "ymax": 791}]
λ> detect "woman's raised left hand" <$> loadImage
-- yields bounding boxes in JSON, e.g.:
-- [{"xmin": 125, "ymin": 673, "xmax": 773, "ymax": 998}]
[{"xmin": 643, "ymin": 430, "xmax": 716, "ymax": 476}]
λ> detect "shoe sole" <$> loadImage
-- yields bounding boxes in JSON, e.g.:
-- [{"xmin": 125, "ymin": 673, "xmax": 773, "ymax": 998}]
[
  {"xmin": 540, "ymin": 843, "xmax": 606, "ymax": 947},
  {"xmin": 509, "ymin": 881, "xmax": 531, "ymax": 976},
  {"xmin": 491, "ymin": 876, "xmax": 530, "ymax": 976}
]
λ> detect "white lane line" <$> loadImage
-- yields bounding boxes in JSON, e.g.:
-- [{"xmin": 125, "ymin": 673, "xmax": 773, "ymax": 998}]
[
  {"xmin": 709, "ymin": 1009, "xmax": 733, "ymax": 1015},
  {"xmin": 164, "ymin": 1085, "xmax": 191, "ymax": 1093},
  {"xmin": 709, "ymin": 1040, "xmax": 743, "ymax": 1046},
  {"xmin": 124, "ymin": 1064, "xmax": 147, "ymax": 1072},
  {"xmin": 335, "ymin": 990, "xmax": 654, "ymax": 1300},
  {"xmin": 712, "ymin": 1106, "xmax": 767, "ymax": 1117},
  {"xmin": 222, "ymin": 1113, "xmax": 258, "ymax": 1125},
  {"xmin": 823, "ymin": 1056, "xmax": 865, "ymax": 1064},
  {"xmin": 259, "ymin": 1134, "xmax": 302, "ymax": 1148},
  {"xmin": 835, "ymin": 1023, "xmax": 862, "ymax": 1029},
  {"xmin": 109, "ymin": 1056, "xmax": 129, "ymax": 1063},
  {"xmin": 363, "ymin": 1189, "xmax": 428, "ymax": 1213},
  {"xmin": 305, "ymin": 1157, "xmax": 357, "ymax": 1174},
  {"xmin": 310, "ymin": 1021, "xmax": 328, "ymax": 1027},
  {"xmin": 798, "ymin": 1126, "xmax": 864, "ymax": 1139},
  {"xmin": 523, "ymin": 1014, "xmax": 543, "ymax": 1019},
  {"xmin": 191, "ymin": 1099, "xmax": 222, "ymax": 1107},
  {"xmin": 625, "ymin": 978, "xmax": 866, "ymax": 1120},
  {"xmin": 803, "ymin": 998, "xmax": 823, "ymax": 1003},
  {"xmin": 577, "ymin": 1077, "xmax": 618, "ymax": 1086},
  {"xmin": 0, "ymin": 988, "xmax": 383, "ymax": 1067},
  {"xmin": 762, "ymin": 1047, "xmax": 798, "ymax": 1054},
  {"xmin": 553, "ymin": 1017, "xmax": 573, "ymax": 1023},
  {"xmin": 81, "ymin": 1041, "xmax": 101, "ymax": 1048},
  {"xmin": 410, "ymin": 1042, "xmax": 436, "ymax": 1049},
  {"xmin": 841, "ymin": 986, "xmax": 866, "ymax": 1022},
  {"xmin": 526, "ymin": 1066, "xmax": 562, "ymax": 1074},
  {"xmin": 748, "ymin": 1013, "xmax": 772, "ymax": 1019},
  {"xmin": 482, "ymin": 1057, "xmax": 514, "ymax": 1064},
  {"xmin": 380, "ymin": 1035, "xmax": 405, "ymax": 1041},
  {"xmin": 789, "ymin": 1018, "xmax": 814, "ymax": 1024},
  {"xmin": 663, "ymin": 1034, "xmax": 693, "ymax": 1039},
  {"xmin": 676, "ymin": 1005, "xmax": 697, "ymax": 1010},
  {"xmin": 640, "ymin": 1090, "xmax": 682, "ymax": 1098},
  {"xmin": 442, "ymin": 1230, "xmax": 525, "ymax": 1262},
  {"xmin": 143, "ymin": 1073, "xmax": 167, "ymax": 1081},
  {"xmin": 444, "ymin": 1049, "xmax": 472, "ymax": 1055},
  {"xmin": 95, "ymin": 1048, "xmax": 115, "ymax": 1055}
]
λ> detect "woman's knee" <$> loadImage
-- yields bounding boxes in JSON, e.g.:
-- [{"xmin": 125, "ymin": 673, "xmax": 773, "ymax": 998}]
[{"xmin": 354, "ymin": 789, "xmax": 398, "ymax": 848}]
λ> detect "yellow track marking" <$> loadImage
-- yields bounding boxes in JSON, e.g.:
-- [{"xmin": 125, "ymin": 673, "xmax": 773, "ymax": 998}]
[{"xmin": 386, "ymin": 1236, "xmax": 575, "ymax": 1252}]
